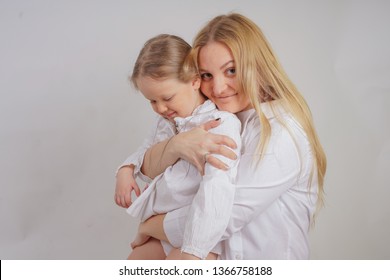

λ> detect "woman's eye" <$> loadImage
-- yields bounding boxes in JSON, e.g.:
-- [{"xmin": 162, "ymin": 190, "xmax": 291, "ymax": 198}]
[
  {"xmin": 164, "ymin": 96, "xmax": 173, "ymax": 101},
  {"xmin": 226, "ymin": 68, "xmax": 236, "ymax": 75},
  {"xmin": 200, "ymin": 73, "xmax": 212, "ymax": 81}
]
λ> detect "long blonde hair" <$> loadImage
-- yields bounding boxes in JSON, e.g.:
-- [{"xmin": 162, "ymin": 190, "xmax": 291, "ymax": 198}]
[{"xmin": 189, "ymin": 13, "xmax": 327, "ymax": 211}]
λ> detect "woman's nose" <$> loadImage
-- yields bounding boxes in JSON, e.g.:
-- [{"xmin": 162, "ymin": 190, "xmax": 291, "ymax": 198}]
[{"xmin": 212, "ymin": 76, "xmax": 227, "ymax": 96}]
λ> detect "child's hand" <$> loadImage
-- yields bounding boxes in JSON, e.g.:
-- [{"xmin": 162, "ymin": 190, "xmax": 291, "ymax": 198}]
[{"xmin": 115, "ymin": 166, "xmax": 140, "ymax": 208}]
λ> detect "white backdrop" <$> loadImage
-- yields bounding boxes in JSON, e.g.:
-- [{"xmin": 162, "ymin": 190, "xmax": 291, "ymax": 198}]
[{"xmin": 0, "ymin": 0, "xmax": 389, "ymax": 259}]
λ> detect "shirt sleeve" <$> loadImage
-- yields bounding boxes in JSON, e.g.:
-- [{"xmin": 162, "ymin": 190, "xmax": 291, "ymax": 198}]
[
  {"xmin": 219, "ymin": 117, "xmax": 315, "ymax": 239},
  {"xmin": 180, "ymin": 113, "xmax": 242, "ymax": 259},
  {"xmin": 164, "ymin": 115, "xmax": 314, "ymax": 248},
  {"xmin": 115, "ymin": 116, "xmax": 175, "ymax": 183}
]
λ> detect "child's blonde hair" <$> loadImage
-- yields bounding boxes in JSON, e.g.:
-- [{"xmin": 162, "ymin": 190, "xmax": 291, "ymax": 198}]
[{"xmin": 131, "ymin": 34, "xmax": 198, "ymax": 88}]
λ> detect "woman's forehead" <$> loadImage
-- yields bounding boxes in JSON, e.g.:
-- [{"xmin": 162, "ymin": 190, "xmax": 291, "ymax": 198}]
[{"xmin": 198, "ymin": 42, "xmax": 234, "ymax": 69}]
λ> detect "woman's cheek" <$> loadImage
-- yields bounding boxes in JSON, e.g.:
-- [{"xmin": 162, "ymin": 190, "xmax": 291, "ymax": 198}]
[{"xmin": 200, "ymin": 84, "xmax": 212, "ymax": 99}]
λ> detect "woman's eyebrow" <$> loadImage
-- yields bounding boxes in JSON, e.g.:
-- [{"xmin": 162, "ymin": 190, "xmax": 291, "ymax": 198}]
[
  {"xmin": 199, "ymin": 60, "xmax": 234, "ymax": 72},
  {"xmin": 219, "ymin": 60, "xmax": 234, "ymax": 70}
]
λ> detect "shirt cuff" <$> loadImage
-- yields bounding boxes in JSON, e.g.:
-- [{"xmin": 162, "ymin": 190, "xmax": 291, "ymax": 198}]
[
  {"xmin": 116, "ymin": 154, "xmax": 153, "ymax": 184},
  {"xmin": 181, "ymin": 246, "xmax": 208, "ymax": 259},
  {"xmin": 137, "ymin": 170, "xmax": 152, "ymax": 184}
]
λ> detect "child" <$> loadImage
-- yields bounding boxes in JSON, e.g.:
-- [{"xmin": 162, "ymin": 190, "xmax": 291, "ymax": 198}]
[{"xmin": 115, "ymin": 34, "xmax": 241, "ymax": 259}]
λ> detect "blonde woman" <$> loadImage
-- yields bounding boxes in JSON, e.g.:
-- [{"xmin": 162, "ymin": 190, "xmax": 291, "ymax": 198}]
[{"xmin": 120, "ymin": 13, "xmax": 327, "ymax": 259}]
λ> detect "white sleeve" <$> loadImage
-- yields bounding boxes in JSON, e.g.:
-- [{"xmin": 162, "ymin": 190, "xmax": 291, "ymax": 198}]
[
  {"xmin": 180, "ymin": 113, "xmax": 242, "ymax": 259},
  {"xmin": 164, "ymin": 147, "xmax": 302, "ymax": 249},
  {"xmin": 164, "ymin": 116, "xmax": 312, "ymax": 248},
  {"xmin": 115, "ymin": 116, "xmax": 175, "ymax": 183},
  {"xmin": 221, "ymin": 123, "xmax": 313, "ymax": 239}
]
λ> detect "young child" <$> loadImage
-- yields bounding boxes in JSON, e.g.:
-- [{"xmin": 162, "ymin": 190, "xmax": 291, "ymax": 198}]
[{"xmin": 115, "ymin": 34, "xmax": 241, "ymax": 259}]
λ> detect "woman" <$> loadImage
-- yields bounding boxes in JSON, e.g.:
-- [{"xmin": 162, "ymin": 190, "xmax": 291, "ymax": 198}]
[{"xmin": 118, "ymin": 13, "xmax": 326, "ymax": 259}]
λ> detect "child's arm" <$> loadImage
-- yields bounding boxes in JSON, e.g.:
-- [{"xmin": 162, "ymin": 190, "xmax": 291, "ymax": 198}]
[
  {"xmin": 115, "ymin": 165, "xmax": 140, "ymax": 208},
  {"xmin": 114, "ymin": 116, "xmax": 175, "ymax": 207}
]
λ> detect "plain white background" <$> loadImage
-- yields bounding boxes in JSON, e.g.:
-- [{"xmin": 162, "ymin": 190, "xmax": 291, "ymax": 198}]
[{"xmin": 0, "ymin": 0, "xmax": 389, "ymax": 259}]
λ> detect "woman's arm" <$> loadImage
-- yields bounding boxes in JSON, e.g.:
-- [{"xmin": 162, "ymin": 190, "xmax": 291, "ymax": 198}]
[
  {"xmin": 130, "ymin": 119, "xmax": 239, "ymax": 249},
  {"xmin": 162, "ymin": 120, "xmax": 313, "ymax": 246},
  {"xmin": 141, "ymin": 119, "xmax": 238, "ymax": 179},
  {"xmin": 179, "ymin": 114, "xmax": 242, "ymax": 259},
  {"xmin": 132, "ymin": 116, "xmax": 242, "ymax": 258}
]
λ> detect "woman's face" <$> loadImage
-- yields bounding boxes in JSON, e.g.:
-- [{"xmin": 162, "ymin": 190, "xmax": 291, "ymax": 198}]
[
  {"xmin": 137, "ymin": 76, "xmax": 202, "ymax": 122},
  {"xmin": 198, "ymin": 41, "xmax": 252, "ymax": 113}
]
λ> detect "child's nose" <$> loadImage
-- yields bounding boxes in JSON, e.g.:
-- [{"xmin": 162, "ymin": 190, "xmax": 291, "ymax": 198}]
[{"xmin": 156, "ymin": 102, "xmax": 167, "ymax": 114}]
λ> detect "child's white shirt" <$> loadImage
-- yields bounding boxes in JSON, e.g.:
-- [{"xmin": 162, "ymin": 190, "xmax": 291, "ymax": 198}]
[{"xmin": 118, "ymin": 100, "xmax": 242, "ymax": 259}]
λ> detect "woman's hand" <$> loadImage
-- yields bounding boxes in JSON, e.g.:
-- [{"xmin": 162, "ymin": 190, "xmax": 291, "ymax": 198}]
[
  {"xmin": 115, "ymin": 165, "xmax": 140, "ymax": 208},
  {"xmin": 172, "ymin": 119, "xmax": 238, "ymax": 175}
]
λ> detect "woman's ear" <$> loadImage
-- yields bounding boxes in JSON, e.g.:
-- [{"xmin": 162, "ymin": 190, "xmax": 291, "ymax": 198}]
[{"xmin": 192, "ymin": 77, "xmax": 201, "ymax": 90}]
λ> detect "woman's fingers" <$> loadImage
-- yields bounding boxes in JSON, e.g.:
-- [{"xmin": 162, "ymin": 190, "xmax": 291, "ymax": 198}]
[
  {"xmin": 206, "ymin": 155, "xmax": 229, "ymax": 171},
  {"xmin": 174, "ymin": 121, "xmax": 238, "ymax": 173},
  {"xmin": 194, "ymin": 160, "xmax": 206, "ymax": 176},
  {"xmin": 210, "ymin": 133, "xmax": 237, "ymax": 150},
  {"xmin": 201, "ymin": 119, "xmax": 221, "ymax": 131},
  {"xmin": 211, "ymin": 143, "xmax": 237, "ymax": 160},
  {"xmin": 202, "ymin": 146, "xmax": 237, "ymax": 171},
  {"xmin": 201, "ymin": 119, "xmax": 237, "ymax": 150}
]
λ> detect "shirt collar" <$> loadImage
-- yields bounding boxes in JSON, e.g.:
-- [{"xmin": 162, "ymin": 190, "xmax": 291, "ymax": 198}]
[
  {"xmin": 236, "ymin": 100, "xmax": 285, "ymax": 123},
  {"xmin": 174, "ymin": 100, "xmax": 216, "ymax": 131},
  {"xmin": 192, "ymin": 99, "xmax": 216, "ymax": 115}
]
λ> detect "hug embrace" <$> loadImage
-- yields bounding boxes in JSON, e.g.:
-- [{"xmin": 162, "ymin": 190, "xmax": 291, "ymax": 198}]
[{"xmin": 115, "ymin": 13, "xmax": 327, "ymax": 260}]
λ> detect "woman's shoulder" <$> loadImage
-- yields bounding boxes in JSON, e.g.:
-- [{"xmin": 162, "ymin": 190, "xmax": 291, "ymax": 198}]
[
  {"xmin": 211, "ymin": 110, "xmax": 241, "ymax": 129},
  {"xmin": 214, "ymin": 109, "xmax": 240, "ymax": 121}
]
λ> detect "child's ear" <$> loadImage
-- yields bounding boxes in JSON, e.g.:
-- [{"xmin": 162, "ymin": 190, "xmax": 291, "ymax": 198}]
[{"xmin": 192, "ymin": 77, "xmax": 201, "ymax": 90}]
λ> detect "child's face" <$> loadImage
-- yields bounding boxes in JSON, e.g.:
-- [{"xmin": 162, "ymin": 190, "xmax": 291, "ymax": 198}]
[{"xmin": 137, "ymin": 76, "xmax": 202, "ymax": 122}]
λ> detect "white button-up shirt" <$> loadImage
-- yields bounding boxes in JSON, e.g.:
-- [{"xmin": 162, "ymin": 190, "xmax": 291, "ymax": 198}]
[
  {"xmin": 119, "ymin": 100, "xmax": 242, "ymax": 258},
  {"xmin": 164, "ymin": 101, "xmax": 318, "ymax": 259}
]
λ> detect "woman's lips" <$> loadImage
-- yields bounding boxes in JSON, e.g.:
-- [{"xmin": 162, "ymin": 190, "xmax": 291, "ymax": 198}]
[{"xmin": 215, "ymin": 93, "xmax": 237, "ymax": 102}]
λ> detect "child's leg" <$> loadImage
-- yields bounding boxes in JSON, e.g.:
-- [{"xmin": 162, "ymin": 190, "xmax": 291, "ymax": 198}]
[
  {"xmin": 165, "ymin": 248, "xmax": 217, "ymax": 260},
  {"xmin": 165, "ymin": 248, "xmax": 182, "ymax": 259},
  {"xmin": 127, "ymin": 238, "xmax": 166, "ymax": 260},
  {"xmin": 205, "ymin": 253, "xmax": 218, "ymax": 260}
]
